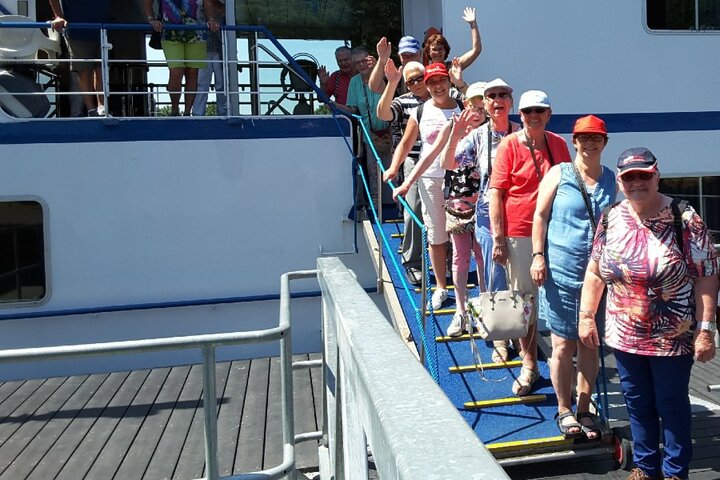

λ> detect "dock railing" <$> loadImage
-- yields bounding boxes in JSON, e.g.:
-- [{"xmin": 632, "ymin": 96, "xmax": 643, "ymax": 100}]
[
  {"xmin": 317, "ymin": 256, "xmax": 508, "ymax": 479},
  {"xmin": 0, "ymin": 257, "xmax": 508, "ymax": 479}
]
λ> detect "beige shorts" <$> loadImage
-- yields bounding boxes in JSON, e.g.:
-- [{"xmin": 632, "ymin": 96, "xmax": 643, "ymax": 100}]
[
  {"xmin": 418, "ymin": 177, "xmax": 448, "ymax": 245},
  {"xmin": 505, "ymin": 236, "xmax": 537, "ymax": 325}
]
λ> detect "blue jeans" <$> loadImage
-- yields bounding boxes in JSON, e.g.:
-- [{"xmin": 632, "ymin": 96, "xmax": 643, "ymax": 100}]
[{"xmin": 614, "ymin": 349, "xmax": 694, "ymax": 479}]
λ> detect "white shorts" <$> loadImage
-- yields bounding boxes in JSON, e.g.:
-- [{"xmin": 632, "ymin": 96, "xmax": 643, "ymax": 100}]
[{"xmin": 418, "ymin": 177, "xmax": 448, "ymax": 245}]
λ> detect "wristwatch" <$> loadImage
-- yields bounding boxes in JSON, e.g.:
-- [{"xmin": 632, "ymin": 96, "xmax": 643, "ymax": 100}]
[{"xmin": 698, "ymin": 321, "xmax": 717, "ymax": 332}]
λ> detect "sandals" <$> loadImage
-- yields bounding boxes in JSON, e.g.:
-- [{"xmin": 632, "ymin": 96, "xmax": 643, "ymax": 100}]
[
  {"xmin": 576, "ymin": 411, "xmax": 602, "ymax": 441},
  {"xmin": 491, "ymin": 341, "xmax": 509, "ymax": 363},
  {"xmin": 512, "ymin": 366, "xmax": 539, "ymax": 396},
  {"xmin": 555, "ymin": 410, "xmax": 583, "ymax": 439}
]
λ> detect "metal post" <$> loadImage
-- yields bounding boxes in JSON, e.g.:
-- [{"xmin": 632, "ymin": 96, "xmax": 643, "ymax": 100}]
[
  {"xmin": 420, "ymin": 232, "xmax": 428, "ymax": 367},
  {"xmin": 279, "ymin": 286, "xmax": 296, "ymax": 479},
  {"xmin": 223, "ymin": 1, "xmax": 238, "ymax": 115},
  {"xmin": 201, "ymin": 345, "xmax": 219, "ymax": 480},
  {"xmin": 248, "ymin": 32, "xmax": 260, "ymax": 115},
  {"xmin": 100, "ymin": 27, "xmax": 111, "ymax": 116}
]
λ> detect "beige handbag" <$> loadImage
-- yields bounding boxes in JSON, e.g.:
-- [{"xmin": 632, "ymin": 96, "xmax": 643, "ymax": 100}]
[{"xmin": 468, "ymin": 267, "xmax": 532, "ymax": 341}]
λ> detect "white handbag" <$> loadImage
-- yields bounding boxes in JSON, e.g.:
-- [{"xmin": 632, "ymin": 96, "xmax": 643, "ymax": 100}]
[{"xmin": 468, "ymin": 267, "xmax": 532, "ymax": 341}]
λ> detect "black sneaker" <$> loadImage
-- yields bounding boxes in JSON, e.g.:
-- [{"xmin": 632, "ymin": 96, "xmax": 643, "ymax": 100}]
[{"xmin": 404, "ymin": 266, "xmax": 422, "ymax": 286}]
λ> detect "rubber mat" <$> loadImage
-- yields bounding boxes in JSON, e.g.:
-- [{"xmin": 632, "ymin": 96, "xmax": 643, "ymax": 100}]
[{"xmin": 373, "ymin": 220, "xmax": 565, "ymax": 445}]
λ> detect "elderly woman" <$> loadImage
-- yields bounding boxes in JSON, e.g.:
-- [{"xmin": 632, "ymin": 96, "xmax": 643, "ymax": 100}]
[
  {"xmin": 441, "ymin": 79, "xmax": 521, "ymax": 345},
  {"xmin": 579, "ymin": 148, "xmax": 718, "ymax": 480},
  {"xmin": 423, "ymin": 7, "xmax": 482, "ymax": 71},
  {"xmin": 531, "ymin": 115, "xmax": 616, "ymax": 439},
  {"xmin": 489, "ymin": 90, "xmax": 571, "ymax": 396}
]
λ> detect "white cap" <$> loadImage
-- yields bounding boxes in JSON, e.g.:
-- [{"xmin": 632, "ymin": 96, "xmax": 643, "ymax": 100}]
[
  {"xmin": 465, "ymin": 82, "xmax": 486, "ymax": 100},
  {"xmin": 483, "ymin": 78, "xmax": 513, "ymax": 94},
  {"xmin": 518, "ymin": 90, "xmax": 551, "ymax": 110}
]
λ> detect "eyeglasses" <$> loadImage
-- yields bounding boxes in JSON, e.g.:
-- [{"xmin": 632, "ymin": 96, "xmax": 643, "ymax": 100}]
[
  {"xmin": 485, "ymin": 92, "xmax": 510, "ymax": 100},
  {"xmin": 405, "ymin": 75, "xmax": 424, "ymax": 86},
  {"xmin": 576, "ymin": 134, "xmax": 605, "ymax": 143},
  {"xmin": 468, "ymin": 104, "xmax": 485, "ymax": 113},
  {"xmin": 354, "ymin": 59, "xmax": 369, "ymax": 66},
  {"xmin": 521, "ymin": 107, "xmax": 548, "ymax": 114},
  {"xmin": 620, "ymin": 171, "xmax": 655, "ymax": 182}
]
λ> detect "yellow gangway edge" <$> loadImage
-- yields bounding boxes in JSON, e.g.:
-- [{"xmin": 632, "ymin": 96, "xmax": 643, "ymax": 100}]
[
  {"xmin": 435, "ymin": 332, "xmax": 484, "ymax": 343},
  {"xmin": 449, "ymin": 360, "xmax": 523, "ymax": 373},
  {"xmin": 487, "ymin": 435, "xmax": 574, "ymax": 455},
  {"xmin": 464, "ymin": 394, "xmax": 546, "ymax": 409}
]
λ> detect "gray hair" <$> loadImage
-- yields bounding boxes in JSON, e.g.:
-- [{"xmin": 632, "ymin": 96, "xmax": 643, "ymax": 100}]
[
  {"xmin": 335, "ymin": 46, "xmax": 352, "ymax": 56},
  {"xmin": 403, "ymin": 61, "xmax": 425, "ymax": 79}
]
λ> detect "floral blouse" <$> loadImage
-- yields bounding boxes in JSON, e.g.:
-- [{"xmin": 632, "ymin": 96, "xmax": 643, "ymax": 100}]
[{"xmin": 591, "ymin": 199, "xmax": 718, "ymax": 356}]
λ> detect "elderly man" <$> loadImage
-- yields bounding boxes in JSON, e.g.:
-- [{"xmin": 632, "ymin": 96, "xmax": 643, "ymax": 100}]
[{"xmin": 318, "ymin": 46, "xmax": 355, "ymax": 105}]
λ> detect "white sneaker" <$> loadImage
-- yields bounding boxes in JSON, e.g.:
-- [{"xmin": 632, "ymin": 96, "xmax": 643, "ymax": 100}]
[
  {"xmin": 430, "ymin": 288, "xmax": 448, "ymax": 310},
  {"xmin": 446, "ymin": 312, "xmax": 466, "ymax": 337}
]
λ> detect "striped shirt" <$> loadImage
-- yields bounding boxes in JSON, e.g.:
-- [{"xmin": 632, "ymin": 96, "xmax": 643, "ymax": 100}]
[{"xmin": 390, "ymin": 93, "xmax": 424, "ymax": 159}]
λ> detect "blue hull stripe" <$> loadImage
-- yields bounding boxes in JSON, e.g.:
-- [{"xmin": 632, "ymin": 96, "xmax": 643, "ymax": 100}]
[
  {"xmin": 0, "ymin": 116, "xmax": 352, "ymax": 145},
  {"xmin": 0, "ymin": 112, "xmax": 718, "ymax": 145}
]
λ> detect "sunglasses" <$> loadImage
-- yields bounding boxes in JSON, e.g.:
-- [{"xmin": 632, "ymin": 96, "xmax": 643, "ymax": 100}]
[
  {"xmin": 575, "ymin": 134, "xmax": 605, "ymax": 143},
  {"xmin": 405, "ymin": 75, "xmax": 424, "ymax": 86},
  {"xmin": 620, "ymin": 171, "xmax": 655, "ymax": 182},
  {"xmin": 485, "ymin": 92, "xmax": 510, "ymax": 100},
  {"xmin": 521, "ymin": 107, "xmax": 548, "ymax": 114}
]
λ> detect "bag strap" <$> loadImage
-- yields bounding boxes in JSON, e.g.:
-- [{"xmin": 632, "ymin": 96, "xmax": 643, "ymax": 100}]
[
  {"xmin": 526, "ymin": 134, "xmax": 544, "ymax": 181},
  {"xmin": 671, "ymin": 198, "xmax": 687, "ymax": 255},
  {"xmin": 570, "ymin": 162, "xmax": 598, "ymax": 233},
  {"xmin": 487, "ymin": 262, "xmax": 512, "ymax": 294}
]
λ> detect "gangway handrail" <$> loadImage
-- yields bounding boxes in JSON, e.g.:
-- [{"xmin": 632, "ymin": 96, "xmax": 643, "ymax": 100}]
[
  {"xmin": 317, "ymin": 257, "xmax": 509, "ymax": 479},
  {"xmin": 0, "ymin": 268, "xmax": 319, "ymax": 480}
]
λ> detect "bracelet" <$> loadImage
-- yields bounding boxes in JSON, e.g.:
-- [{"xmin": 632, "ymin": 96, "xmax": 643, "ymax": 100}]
[
  {"xmin": 532, "ymin": 252, "xmax": 544, "ymax": 258},
  {"xmin": 147, "ymin": 16, "xmax": 155, "ymax": 21},
  {"xmin": 458, "ymin": 82, "xmax": 468, "ymax": 90},
  {"xmin": 698, "ymin": 321, "xmax": 717, "ymax": 332},
  {"xmin": 579, "ymin": 309, "xmax": 595, "ymax": 318}
]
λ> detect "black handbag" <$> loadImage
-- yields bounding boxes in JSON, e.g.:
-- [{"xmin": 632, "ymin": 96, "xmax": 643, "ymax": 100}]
[{"xmin": 149, "ymin": 30, "xmax": 162, "ymax": 50}]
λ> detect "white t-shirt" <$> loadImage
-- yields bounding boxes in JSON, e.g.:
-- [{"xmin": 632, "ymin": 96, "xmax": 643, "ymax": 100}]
[{"xmin": 412, "ymin": 102, "xmax": 460, "ymax": 178}]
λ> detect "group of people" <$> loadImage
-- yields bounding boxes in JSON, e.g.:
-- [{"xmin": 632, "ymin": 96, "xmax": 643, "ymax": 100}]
[
  {"xmin": 319, "ymin": 7, "xmax": 720, "ymax": 480},
  {"xmin": 49, "ymin": 0, "xmax": 226, "ymax": 117}
]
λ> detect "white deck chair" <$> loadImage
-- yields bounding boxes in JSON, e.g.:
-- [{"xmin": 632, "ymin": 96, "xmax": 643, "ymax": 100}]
[{"xmin": 0, "ymin": 15, "xmax": 61, "ymax": 60}]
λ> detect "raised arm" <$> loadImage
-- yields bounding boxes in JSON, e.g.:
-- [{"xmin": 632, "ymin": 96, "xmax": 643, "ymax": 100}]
[
  {"xmin": 441, "ymin": 109, "xmax": 475, "ymax": 170},
  {"xmin": 383, "ymin": 116, "xmax": 419, "ymax": 184},
  {"xmin": 376, "ymin": 59, "xmax": 402, "ymax": 121},
  {"xmin": 395, "ymin": 120, "xmax": 452, "ymax": 200},
  {"xmin": 456, "ymin": 7, "xmax": 482, "ymax": 71},
  {"xmin": 369, "ymin": 37, "xmax": 391, "ymax": 94},
  {"xmin": 530, "ymin": 165, "xmax": 562, "ymax": 286},
  {"xmin": 49, "ymin": 0, "xmax": 67, "ymax": 29}
]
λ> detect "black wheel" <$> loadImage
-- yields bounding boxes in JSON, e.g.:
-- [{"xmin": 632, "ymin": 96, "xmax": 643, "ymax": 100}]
[{"xmin": 612, "ymin": 427, "xmax": 632, "ymax": 470}]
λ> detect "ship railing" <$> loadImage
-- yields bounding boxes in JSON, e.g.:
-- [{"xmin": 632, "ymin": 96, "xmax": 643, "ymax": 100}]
[
  {"xmin": 0, "ymin": 269, "xmax": 320, "ymax": 480},
  {"xmin": 316, "ymin": 256, "xmax": 509, "ymax": 479},
  {"xmin": 0, "ymin": 20, "xmax": 335, "ymax": 118}
]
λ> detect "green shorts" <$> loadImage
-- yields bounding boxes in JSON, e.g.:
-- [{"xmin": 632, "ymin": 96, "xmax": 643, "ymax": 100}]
[{"xmin": 161, "ymin": 40, "xmax": 207, "ymax": 69}]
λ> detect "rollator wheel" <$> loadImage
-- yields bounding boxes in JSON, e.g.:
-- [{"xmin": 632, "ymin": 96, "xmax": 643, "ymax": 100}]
[{"xmin": 612, "ymin": 427, "xmax": 632, "ymax": 470}]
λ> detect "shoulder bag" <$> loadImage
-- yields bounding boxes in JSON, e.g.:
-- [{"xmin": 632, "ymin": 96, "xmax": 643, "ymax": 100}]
[{"xmin": 468, "ymin": 267, "xmax": 532, "ymax": 341}]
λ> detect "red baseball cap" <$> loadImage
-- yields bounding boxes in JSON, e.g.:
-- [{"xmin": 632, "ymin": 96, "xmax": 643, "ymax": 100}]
[
  {"xmin": 424, "ymin": 62, "xmax": 449, "ymax": 82},
  {"xmin": 573, "ymin": 115, "xmax": 607, "ymax": 135}
]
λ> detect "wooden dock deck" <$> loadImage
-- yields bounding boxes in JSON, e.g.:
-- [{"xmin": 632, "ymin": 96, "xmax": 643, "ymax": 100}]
[
  {"xmin": 0, "ymin": 354, "xmax": 322, "ymax": 480},
  {"xmin": 0, "ymin": 346, "xmax": 717, "ymax": 479}
]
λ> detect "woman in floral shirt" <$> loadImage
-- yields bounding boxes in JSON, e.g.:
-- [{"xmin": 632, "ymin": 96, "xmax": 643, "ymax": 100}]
[{"xmin": 579, "ymin": 147, "xmax": 718, "ymax": 480}]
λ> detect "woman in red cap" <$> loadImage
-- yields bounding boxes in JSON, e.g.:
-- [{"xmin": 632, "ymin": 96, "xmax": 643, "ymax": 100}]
[
  {"xmin": 530, "ymin": 115, "xmax": 616, "ymax": 439},
  {"xmin": 578, "ymin": 147, "xmax": 718, "ymax": 480}
]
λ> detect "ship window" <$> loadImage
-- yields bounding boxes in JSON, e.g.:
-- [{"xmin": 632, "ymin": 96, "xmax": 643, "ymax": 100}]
[
  {"xmin": 660, "ymin": 176, "xmax": 720, "ymax": 239},
  {"xmin": 647, "ymin": 0, "xmax": 720, "ymax": 30},
  {"xmin": 0, "ymin": 201, "xmax": 46, "ymax": 303}
]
